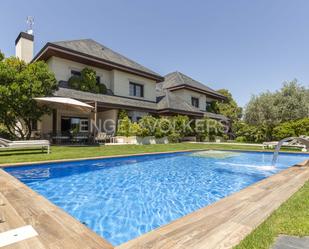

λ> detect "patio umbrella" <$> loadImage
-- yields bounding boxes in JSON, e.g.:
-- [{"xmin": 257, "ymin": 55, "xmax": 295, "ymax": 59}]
[{"xmin": 34, "ymin": 97, "xmax": 94, "ymax": 113}]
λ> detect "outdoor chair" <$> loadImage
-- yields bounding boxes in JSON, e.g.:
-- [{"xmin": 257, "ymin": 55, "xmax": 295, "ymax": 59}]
[
  {"xmin": 0, "ymin": 137, "xmax": 50, "ymax": 154},
  {"xmin": 95, "ymin": 132, "xmax": 108, "ymax": 144}
]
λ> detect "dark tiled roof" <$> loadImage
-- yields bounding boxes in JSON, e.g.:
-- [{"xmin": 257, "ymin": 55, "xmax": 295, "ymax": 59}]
[
  {"xmin": 202, "ymin": 111, "xmax": 229, "ymax": 121},
  {"xmin": 156, "ymin": 91, "xmax": 202, "ymax": 114},
  {"xmin": 156, "ymin": 90, "xmax": 229, "ymax": 120},
  {"xmin": 56, "ymin": 88, "xmax": 228, "ymax": 120},
  {"xmin": 50, "ymin": 39, "xmax": 162, "ymax": 78},
  {"xmin": 55, "ymin": 88, "xmax": 157, "ymax": 110},
  {"xmin": 161, "ymin": 71, "xmax": 226, "ymax": 99}
]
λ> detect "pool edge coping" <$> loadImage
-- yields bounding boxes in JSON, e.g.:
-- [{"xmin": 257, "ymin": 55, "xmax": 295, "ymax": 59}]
[
  {"xmin": 1, "ymin": 148, "xmax": 308, "ymax": 168},
  {"xmin": 0, "ymin": 149, "xmax": 205, "ymax": 168}
]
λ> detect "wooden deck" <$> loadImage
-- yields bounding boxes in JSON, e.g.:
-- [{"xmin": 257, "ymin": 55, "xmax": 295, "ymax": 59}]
[{"xmin": 0, "ymin": 157, "xmax": 308, "ymax": 249}]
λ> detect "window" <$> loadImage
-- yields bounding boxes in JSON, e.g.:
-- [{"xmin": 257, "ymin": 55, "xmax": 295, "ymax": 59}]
[
  {"xmin": 96, "ymin": 76, "xmax": 100, "ymax": 84},
  {"xmin": 129, "ymin": 82, "xmax": 144, "ymax": 97},
  {"xmin": 61, "ymin": 117, "xmax": 89, "ymax": 133},
  {"xmin": 71, "ymin": 70, "xmax": 81, "ymax": 77},
  {"xmin": 191, "ymin": 97, "xmax": 199, "ymax": 108},
  {"xmin": 80, "ymin": 119, "xmax": 89, "ymax": 132},
  {"xmin": 206, "ymin": 101, "xmax": 212, "ymax": 112}
]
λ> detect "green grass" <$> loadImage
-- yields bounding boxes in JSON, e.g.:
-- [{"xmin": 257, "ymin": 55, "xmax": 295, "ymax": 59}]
[
  {"xmin": 0, "ymin": 142, "xmax": 304, "ymax": 165},
  {"xmin": 0, "ymin": 143, "xmax": 267, "ymax": 165},
  {"xmin": 235, "ymin": 181, "xmax": 309, "ymax": 249}
]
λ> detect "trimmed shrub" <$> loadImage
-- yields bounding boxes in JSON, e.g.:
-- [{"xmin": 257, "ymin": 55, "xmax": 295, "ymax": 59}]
[
  {"xmin": 138, "ymin": 115, "xmax": 157, "ymax": 137},
  {"xmin": 117, "ymin": 116, "xmax": 131, "ymax": 137},
  {"xmin": 155, "ymin": 118, "xmax": 171, "ymax": 138},
  {"xmin": 118, "ymin": 110, "xmax": 128, "ymax": 119},
  {"xmin": 168, "ymin": 132, "xmax": 181, "ymax": 143},
  {"xmin": 235, "ymin": 136, "xmax": 247, "ymax": 143},
  {"xmin": 130, "ymin": 122, "xmax": 143, "ymax": 137}
]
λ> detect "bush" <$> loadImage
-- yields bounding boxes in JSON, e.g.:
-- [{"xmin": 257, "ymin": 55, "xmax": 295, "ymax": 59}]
[
  {"xmin": 155, "ymin": 118, "xmax": 171, "ymax": 138},
  {"xmin": 130, "ymin": 122, "xmax": 144, "ymax": 137},
  {"xmin": 194, "ymin": 117, "xmax": 224, "ymax": 141},
  {"xmin": 138, "ymin": 115, "xmax": 157, "ymax": 137},
  {"xmin": 172, "ymin": 115, "xmax": 192, "ymax": 136},
  {"xmin": 117, "ymin": 116, "xmax": 131, "ymax": 137},
  {"xmin": 234, "ymin": 122, "xmax": 267, "ymax": 143},
  {"xmin": 168, "ymin": 132, "xmax": 181, "ymax": 143},
  {"xmin": 68, "ymin": 67, "xmax": 107, "ymax": 94},
  {"xmin": 273, "ymin": 118, "xmax": 309, "ymax": 140},
  {"xmin": 235, "ymin": 136, "xmax": 247, "ymax": 143},
  {"xmin": 118, "ymin": 110, "xmax": 128, "ymax": 119}
]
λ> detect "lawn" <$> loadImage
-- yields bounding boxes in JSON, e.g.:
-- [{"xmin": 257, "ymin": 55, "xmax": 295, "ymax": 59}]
[
  {"xmin": 235, "ymin": 180, "xmax": 309, "ymax": 249},
  {"xmin": 0, "ymin": 142, "xmax": 268, "ymax": 165},
  {"xmin": 0, "ymin": 142, "xmax": 304, "ymax": 165}
]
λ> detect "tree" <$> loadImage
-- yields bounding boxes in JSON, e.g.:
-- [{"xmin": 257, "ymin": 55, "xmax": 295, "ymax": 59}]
[
  {"xmin": 215, "ymin": 89, "xmax": 242, "ymax": 123},
  {"xmin": 275, "ymin": 80, "xmax": 309, "ymax": 122},
  {"xmin": 244, "ymin": 80, "xmax": 309, "ymax": 140},
  {"xmin": 244, "ymin": 92, "xmax": 277, "ymax": 139},
  {"xmin": 0, "ymin": 51, "xmax": 4, "ymax": 61},
  {"xmin": 0, "ymin": 56, "xmax": 57, "ymax": 139}
]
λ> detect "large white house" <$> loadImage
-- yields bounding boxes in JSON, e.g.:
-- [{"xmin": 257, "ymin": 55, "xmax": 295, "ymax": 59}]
[{"xmin": 15, "ymin": 31, "xmax": 227, "ymax": 139}]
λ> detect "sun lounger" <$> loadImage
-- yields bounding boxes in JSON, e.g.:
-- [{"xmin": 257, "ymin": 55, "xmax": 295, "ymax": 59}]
[
  {"xmin": 0, "ymin": 138, "xmax": 50, "ymax": 154},
  {"xmin": 263, "ymin": 140, "xmax": 306, "ymax": 150}
]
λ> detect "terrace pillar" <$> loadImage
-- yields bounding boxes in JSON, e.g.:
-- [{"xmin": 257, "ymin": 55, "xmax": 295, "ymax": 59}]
[
  {"xmin": 52, "ymin": 109, "xmax": 57, "ymax": 134},
  {"xmin": 94, "ymin": 101, "xmax": 98, "ymax": 135}
]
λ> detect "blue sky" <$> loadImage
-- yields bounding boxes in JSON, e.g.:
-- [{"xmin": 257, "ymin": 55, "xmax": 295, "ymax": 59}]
[{"xmin": 1, "ymin": 0, "xmax": 309, "ymax": 106}]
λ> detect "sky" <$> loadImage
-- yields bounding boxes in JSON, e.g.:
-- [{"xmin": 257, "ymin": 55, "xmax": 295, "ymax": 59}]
[{"xmin": 1, "ymin": 0, "xmax": 309, "ymax": 107}]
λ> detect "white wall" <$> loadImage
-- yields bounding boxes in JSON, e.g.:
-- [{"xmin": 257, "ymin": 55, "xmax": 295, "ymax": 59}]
[
  {"xmin": 112, "ymin": 70, "xmax": 157, "ymax": 101},
  {"xmin": 15, "ymin": 38, "xmax": 33, "ymax": 63},
  {"xmin": 38, "ymin": 114, "xmax": 53, "ymax": 134},
  {"xmin": 97, "ymin": 109, "xmax": 118, "ymax": 134},
  {"xmin": 172, "ymin": 89, "xmax": 208, "ymax": 111},
  {"xmin": 46, "ymin": 57, "xmax": 157, "ymax": 102},
  {"xmin": 47, "ymin": 57, "xmax": 112, "ymax": 89}
]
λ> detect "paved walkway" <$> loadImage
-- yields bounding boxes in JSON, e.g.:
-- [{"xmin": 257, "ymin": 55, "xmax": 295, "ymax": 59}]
[{"xmin": 272, "ymin": 235, "xmax": 309, "ymax": 249}]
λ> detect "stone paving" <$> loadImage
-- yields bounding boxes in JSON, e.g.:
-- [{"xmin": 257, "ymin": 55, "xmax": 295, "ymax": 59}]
[{"xmin": 272, "ymin": 235, "xmax": 309, "ymax": 249}]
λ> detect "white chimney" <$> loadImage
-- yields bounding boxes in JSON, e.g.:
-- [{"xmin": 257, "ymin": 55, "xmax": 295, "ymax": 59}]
[{"xmin": 15, "ymin": 32, "xmax": 34, "ymax": 63}]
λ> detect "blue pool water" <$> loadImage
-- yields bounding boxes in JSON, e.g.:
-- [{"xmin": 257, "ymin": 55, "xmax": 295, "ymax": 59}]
[{"xmin": 5, "ymin": 150, "xmax": 308, "ymax": 245}]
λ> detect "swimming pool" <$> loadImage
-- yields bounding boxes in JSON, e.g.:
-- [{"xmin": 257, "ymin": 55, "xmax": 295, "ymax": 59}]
[{"xmin": 5, "ymin": 150, "xmax": 308, "ymax": 246}]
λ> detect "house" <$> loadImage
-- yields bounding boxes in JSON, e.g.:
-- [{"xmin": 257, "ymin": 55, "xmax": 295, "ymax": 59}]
[
  {"xmin": 15, "ymin": 31, "xmax": 227, "ymax": 139},
  {"xmin": 156, "ymin": 71, "xmax": 227, "ymax": 120}
]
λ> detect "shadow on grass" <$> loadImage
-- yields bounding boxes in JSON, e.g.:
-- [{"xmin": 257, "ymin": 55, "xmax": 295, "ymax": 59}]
[{"xmin": 0, "ymin": 149, "xmax": 47, "ymax": 157}]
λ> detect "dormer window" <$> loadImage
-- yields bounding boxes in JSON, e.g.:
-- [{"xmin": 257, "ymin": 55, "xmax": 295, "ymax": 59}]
[
  {"xmin": 191, "ymin": 97, "xmax": 199, "ymax": 108},
  {"xmin": 129, "ymin": 82, "xmax": 144, "ymax": 97}
]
